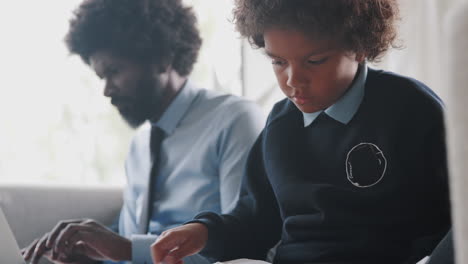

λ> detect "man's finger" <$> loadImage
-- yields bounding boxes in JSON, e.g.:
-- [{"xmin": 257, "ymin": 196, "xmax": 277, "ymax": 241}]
[
  {"xmin": 30, "ymin": 234, "xmax": 50, "ymax": 264},
  {"xmin": 65, "ymin": 226, "xmax": 132, "ymax": 262},
  {"xmin": 46, "ymin": 219, "xmax": 83, "ymax": 248},
  {"xmin": 53, "ymin": 223, "xmax": 84, "ymax": 256},
  {"xmin": 81, "ymin": 219, "xmax": 101, "ymax": 228},
  {"xmin": 63, "ymin": 229, "xmax": 97, "ymax": 257},
  {"xmin": 22, "ymin": 239, "xmax": 39, "ymax": 261},
  {"xmin": 71, "ymin": 240, "xmax": 91, "ymax": 256}
]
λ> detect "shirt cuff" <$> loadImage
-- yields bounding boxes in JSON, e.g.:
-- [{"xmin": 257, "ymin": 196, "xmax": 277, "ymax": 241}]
[{"xmin": 131, "ymin": 234, "xmax": 158, "ymax": 264}]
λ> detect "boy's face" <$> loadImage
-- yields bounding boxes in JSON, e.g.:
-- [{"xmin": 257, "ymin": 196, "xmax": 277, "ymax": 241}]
[{"xmin": 264, "ymin": 28, "xmax": 361, "ymax": 113}]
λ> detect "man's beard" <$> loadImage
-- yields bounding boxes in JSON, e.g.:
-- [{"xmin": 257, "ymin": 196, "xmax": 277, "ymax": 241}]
[{"xmin": 114, "ymin": 77, "xmax": 163, "ymax": 128}]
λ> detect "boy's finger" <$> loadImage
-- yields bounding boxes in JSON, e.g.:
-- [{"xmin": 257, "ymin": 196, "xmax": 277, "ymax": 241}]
[
  {"xmin": 166, "ymin": 241, "xmax": 199, "ymax": 262},
  {"xmin": 151, "ymin": 233, "xmax": 184, "ymax": 264}
]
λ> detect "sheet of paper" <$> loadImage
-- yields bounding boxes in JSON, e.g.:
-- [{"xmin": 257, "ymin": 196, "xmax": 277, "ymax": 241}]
[{"xmin": 215, "ymin": 259, "xmax": 270, "ymax": 264}]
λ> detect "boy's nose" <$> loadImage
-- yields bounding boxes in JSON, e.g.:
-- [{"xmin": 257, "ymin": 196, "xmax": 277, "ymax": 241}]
[{"xmin": 286, "ymin": 65, "xmax": 308, "ymax": 89}]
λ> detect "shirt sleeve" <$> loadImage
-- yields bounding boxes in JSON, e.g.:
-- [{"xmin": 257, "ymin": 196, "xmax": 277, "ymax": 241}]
[
  {"xmin": 188, "ymin": 131, "xmax": 282, "ymax": 261},
  {"xmin": 131, "ymin": 234, "xmax": 159, "ymax": 264},
  {"xmin": 217, "ymin": 102, "xmax": 265, "ymax": 213}
]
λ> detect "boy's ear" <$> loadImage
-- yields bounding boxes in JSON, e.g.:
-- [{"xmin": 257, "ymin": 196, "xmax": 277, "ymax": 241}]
[{"xmin": 356, "ymin": 53, "xmax": 366, "ymax": 63}]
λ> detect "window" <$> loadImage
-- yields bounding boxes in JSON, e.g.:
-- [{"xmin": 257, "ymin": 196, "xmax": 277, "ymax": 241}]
[
  {"xmin": 0, "ymin": 0, "xmax": 457, "ymax": 185},
  {"xmin": 0, "ymin": 0, "xmax": 270, "ymax": 186}
]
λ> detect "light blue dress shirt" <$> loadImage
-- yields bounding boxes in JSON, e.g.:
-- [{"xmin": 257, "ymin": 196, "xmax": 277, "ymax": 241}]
[
  {"xmin": 302, "ymin": 63, "xmax": 368, "ymax": 126},
  {"xmin": 116, "ymin": 80, "xmax": 265, "ymax": 264}
]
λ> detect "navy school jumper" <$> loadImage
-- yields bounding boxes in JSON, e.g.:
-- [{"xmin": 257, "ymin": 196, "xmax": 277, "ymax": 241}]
[{"xmin": 190, "ymin": 68, "xmax": 451, "ymax": 264}]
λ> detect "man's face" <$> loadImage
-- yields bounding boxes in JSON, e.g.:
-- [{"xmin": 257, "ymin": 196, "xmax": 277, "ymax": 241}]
[
  {"xmin": 89, "ymin": 50, "xmax": 164, "ymax": 128},
  {"xmin": 264, "ymin": 27, "xmax": 361, "ymax": 113}
]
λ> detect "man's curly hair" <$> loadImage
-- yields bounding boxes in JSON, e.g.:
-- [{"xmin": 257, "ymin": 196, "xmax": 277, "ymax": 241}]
[
  {"xmin": 65, "ymin": 0, "xmax": 201, "ymax": 76},
  {"xmin": 233, "ymin": 0, "xmax": 400, "ymax": 62}
]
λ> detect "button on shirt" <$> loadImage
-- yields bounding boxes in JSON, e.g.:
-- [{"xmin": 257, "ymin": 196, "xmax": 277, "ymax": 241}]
[{"xmin": 118, "ymin": 80, "xmax": 265, "ymax": 263}]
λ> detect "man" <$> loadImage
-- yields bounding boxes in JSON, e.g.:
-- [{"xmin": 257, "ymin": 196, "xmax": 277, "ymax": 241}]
[{"xmin": 21, "ymin": 0, "xmax": 264, "ymax": 263}]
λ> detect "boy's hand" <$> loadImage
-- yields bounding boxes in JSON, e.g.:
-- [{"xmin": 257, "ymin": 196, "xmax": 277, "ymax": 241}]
[{"xmin": 151, "ymin": 223, "xmax": 208, "ymax": 264}]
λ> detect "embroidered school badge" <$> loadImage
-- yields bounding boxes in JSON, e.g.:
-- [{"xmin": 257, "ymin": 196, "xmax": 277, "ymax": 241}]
[{"xmin": 345, "ymin": 142, "xmax": 387, "ymax": 188}]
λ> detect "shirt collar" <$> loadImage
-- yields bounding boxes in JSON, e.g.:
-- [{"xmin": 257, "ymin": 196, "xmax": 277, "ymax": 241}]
[
  {"xmin": 303, "ymin": 62, "xmax": 368, "ymax": 127},
  {"xmin": 151, "ymin": 80, "xmax": 199, "ymax": 135}
]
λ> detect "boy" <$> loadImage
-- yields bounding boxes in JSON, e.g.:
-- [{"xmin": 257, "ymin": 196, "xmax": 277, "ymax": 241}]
[{"xmin": 151, "ymin": 1, "xmax": 451, "ymax": 263}]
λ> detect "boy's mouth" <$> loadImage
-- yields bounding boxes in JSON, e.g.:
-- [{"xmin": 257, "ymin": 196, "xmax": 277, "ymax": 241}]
[{"xmin": 291, "ymin": 96, "xmax": 312, "ymax": 105}]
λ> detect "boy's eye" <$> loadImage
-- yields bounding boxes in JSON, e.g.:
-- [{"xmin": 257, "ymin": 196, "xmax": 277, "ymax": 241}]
[
  {"xmin": 271, "ymin": 59, "xmax": 286, "ymax": 66},
  {"xmin": 307, "ymin": 57, "xmax": 328, "ymax": 65}
]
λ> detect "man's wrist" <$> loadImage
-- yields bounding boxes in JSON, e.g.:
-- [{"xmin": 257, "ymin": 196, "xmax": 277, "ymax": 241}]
[
  {"xmin": 105, "ymin": 236, "xmax": 132, "ymax": 261},
  {"xmin": 131, "ymin": 234, "xmax": 159, "ymax": 263}
]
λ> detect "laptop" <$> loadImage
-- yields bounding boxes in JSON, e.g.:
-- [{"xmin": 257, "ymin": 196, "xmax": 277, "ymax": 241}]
[
  {"xmin": 0, "ymin": 208, "xmax": 26, "ymax": 264},
  {"xmin": 0, "ymin": 207, "xmax": 211, "ymax": 264}
]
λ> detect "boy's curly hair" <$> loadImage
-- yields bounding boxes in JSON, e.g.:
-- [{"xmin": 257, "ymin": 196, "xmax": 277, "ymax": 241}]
[
  {"xmin": 65, "ymin": 0, "xmax": 201, "ymax": 76},
  {"xmin": 233, "ymin": 0, "xmax": 400, "ymax": 62}
]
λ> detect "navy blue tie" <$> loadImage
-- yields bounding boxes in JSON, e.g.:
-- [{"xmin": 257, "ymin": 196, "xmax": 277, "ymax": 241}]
[{"xmin": 138, "ymin": 125, "xmax": 165, "ymax": 234}]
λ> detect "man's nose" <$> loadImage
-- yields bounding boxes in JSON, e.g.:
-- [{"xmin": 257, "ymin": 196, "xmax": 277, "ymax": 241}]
[{"xmin": 103, "ymin": 81, "xmax": 117, "ymax": 97}]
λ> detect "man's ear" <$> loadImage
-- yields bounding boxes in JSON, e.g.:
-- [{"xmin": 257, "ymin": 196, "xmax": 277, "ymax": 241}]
[
  {"xmin": 154, "ymin": 53, "xmax": 174, "ymax": 74},
  {"xmin": 152, "ymin": 62, "xmax": 171, "ymax": 75},
  {"xmin": 151, "ymin": 64, "xmax": 171, "ymax": 84}
]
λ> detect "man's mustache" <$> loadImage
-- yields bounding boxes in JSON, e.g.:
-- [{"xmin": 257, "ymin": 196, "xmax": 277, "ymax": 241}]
[{"xmin": 111, "ymin": 97, "xmax": 132, "ymax": 107}]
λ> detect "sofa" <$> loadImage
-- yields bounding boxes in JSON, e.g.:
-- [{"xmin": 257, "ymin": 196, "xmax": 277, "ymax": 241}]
[{"xmin": 0, "ymin": 184, "xmax": 123, "ymax": 264}]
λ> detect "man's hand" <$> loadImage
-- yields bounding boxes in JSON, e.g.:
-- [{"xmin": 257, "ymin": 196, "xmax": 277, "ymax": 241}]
[
  {"xmin": 22, "ymin": 219, "xmax": 131, "ymax": 264},
  {"xmin": 21, "ymin": 231, "xmax": 96, "ymax": 264},
  {"xmin": 151, "ymin": 223, "xmax": 208, "ymax": 264}
]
